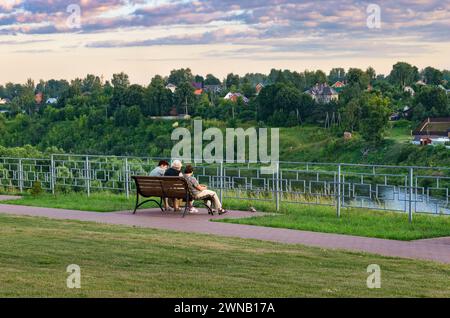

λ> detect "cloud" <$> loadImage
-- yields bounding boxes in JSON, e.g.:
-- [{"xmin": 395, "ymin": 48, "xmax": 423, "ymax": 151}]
[{"xmin": 0, "ymin": 0, "xmax": 448, "ymax": 63}]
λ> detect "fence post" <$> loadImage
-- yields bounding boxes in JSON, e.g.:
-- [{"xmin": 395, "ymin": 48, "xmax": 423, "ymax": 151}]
[
  {"xmin": 18, "ymin": 158, "xmax": 23, "ymax": 193},
  {"xmin": 124, "ymin": 158, "xmax": 130, "ymax": 199},
  {"xmin": 85, "ymin": 156, "xmax": 90, "ymax": 197},
  {"xmin": 275, "ymin": 161, "xmax": 280, "ymax": 212},
  {"xmin": 50, "ymin": 155, "xmax": 55, "ymax": 195},
  {"xmin": 409, "ymin": 167, "xmax": 414, "ymax": 223},
  {"xmin": 336, "ymin": 164, "xmax": 341, "ymax": 218},
  {"xmin": 219, "ymin": 161, "xmax": 223, "ymax": 202}
]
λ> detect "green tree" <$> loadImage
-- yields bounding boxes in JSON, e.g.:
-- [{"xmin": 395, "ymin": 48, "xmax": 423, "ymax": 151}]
[
  {"xmin": 366, "ymin": 67, "xmax": 376, "ymax": 83},
  {"xmin": 204, "ymin": 74, "xmax": 221, "ymax": 85},
  {"xmin": 144, "ymin": 76, "xmax": 173, "ymax": 116},
  {"xmin": 329, "ymin": 68, "xmax": 346, "ymax": 83},
  {"xmin": 175, "ymin": 82, "xmax": 195, "ymax": 115},
  {"xmin": 359, "ymin": 95, "xmax": 391, "ymax": 143},
  {"xmin": 342, "ymin": 98, "xmax": 362, "ymax": 132},
  {"xmin": 414, "ymin": 86, "xmax": 449, "ymax": 118},
  {"xmin": 347, "ymin": 68, "xmax": 369, "ymax": 89},
  {"xmin": 82, "ymin": 74, "xmax": 102, "ymax": 94},
  {"xmin": 422, "ymin": 67, "xmax": 443, "ymax": 85},
  {"xmin": 168, "ymin": 68, "xmax": 194, "ymax": 86},
  {"xmin": 226, "ymin": 73, "xmax": 240, "ymax": 89},
  {"xmin": 111, "ymin": 72, "xmax": 130, "ymax": 89},
  {"xmin": 389, "ymin": 62, "xmax": 419, "ymax": 87}
]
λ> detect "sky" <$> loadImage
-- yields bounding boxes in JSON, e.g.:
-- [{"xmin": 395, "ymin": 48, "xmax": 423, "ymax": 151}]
[{"xmin": 0, "ymin": 0, "xmax": 449, "ymax": 85}]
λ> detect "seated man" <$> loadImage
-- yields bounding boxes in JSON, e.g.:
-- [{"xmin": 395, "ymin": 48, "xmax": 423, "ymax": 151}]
[
  {"xmin": 183, "ymin": 165, "xmax": 228, "ymax": 215},
  {"xmin": 164, "ymin": 159, "xmax": 183, "ymax": 177},
  {"xmin": 149, "ymin": 160, "xmax": 170, "ymax": 210},
  {"xmin": 149, "ymin": 160, "xmax": 169, "ymax": 177},
  {"xmin": 164, "ymin": 160, "xmax": 183, "ymax": 211}
]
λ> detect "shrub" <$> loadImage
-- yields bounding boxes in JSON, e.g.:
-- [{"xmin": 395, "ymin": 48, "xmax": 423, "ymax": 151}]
[{"xmin": 30, "ymin": 181, "xmax": 43, "ymax": 196}]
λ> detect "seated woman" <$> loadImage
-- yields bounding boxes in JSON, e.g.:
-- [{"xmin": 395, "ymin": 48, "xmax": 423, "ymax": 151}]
[{"xmin": 183, "ymin": 165, "xmax": 228, "ymax": 215}]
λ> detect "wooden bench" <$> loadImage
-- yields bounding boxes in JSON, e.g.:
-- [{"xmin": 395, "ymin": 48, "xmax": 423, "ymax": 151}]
[{"xmin": 131, "ymin": 176, "xmax": 214, "ymax": 217}]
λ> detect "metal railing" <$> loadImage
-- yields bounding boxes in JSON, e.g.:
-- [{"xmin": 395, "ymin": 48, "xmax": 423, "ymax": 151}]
[{"xmin": 1, "ymin": 154, "xmax": 449, "ymax": 221}]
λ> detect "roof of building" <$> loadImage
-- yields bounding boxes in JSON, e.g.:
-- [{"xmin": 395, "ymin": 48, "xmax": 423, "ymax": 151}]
[
  {"xmin": 224, "ymin": 92, "xmax": 249, "ymax": 103},
  {"xmin": 46, "ymin": 98, "xmax": 58, "ymax": 104},
  {"xmin": 204, "ymin": 85, "xmax": 222, "ymax": 92},
  {"xmin": 332, "ymin": 81, "xmax": 346, "ymax": 88},
  {"xmin": 306, "ymin": 84, "xmax": 338, "ymax": 96},
  {"xmin": 192, "ymin": 82, "xmax": 203, "ymax": 89}
]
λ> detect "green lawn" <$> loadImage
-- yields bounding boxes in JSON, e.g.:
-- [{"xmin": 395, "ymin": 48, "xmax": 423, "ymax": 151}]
[
  {"xmin": 0, "ymin": 213, "xmax": 449, "ymax": 297},
  {"xmin": 385, "ymin": 120, "xmax": 413, "ymax": 143},
  {"xmin": 4, "ymin": 192, "xmax": 450, "ymax": 241},
  {"xmin": 221, "ymin": 201, "xmax": 450, "ymax": 241},
  {"xmin": 2, "ymin": 192, "xmax": 136, "ymax": 212}
]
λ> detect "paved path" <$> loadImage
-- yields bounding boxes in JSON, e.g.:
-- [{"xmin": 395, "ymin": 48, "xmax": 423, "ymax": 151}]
[{"xmin": 0, "ymin": 196, "xmax": 450, "ymax": 264}]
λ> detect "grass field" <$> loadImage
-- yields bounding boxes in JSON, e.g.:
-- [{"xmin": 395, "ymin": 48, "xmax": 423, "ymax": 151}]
[
  {"xmin": 3, "ymin": 192, "xmax": 450, "ymax": 241},
  {"xmin": 279, "ymin": 122, "xmax": 449, "ymax": 166},
  {"xmin": 0, "ymin": 213, "xmax": 450, "ymax": 297},
  {"xmin": 2, "ymin": 192, "xmax": 135, "ymax": 212},
  {"xmin": 220, "ymin": 201, "xmax": 450, "ymax": 241}
]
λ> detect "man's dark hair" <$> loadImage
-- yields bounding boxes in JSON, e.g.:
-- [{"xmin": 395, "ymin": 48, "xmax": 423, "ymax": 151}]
[
  {"xmin": 184, "ymin": 164, "xmax": 194, "ymax": 174},
  {"xmin": 159, "ymin": 160, "xmax": 169, "ymax": 167}
]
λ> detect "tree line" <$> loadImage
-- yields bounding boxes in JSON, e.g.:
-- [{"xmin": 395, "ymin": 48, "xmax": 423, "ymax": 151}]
[{"xmin": 0, "ymin": 62, "xmax": 449, "ymax": 155}]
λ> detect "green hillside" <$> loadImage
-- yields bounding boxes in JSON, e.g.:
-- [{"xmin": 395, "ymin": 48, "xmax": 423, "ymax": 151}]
[{"xmin": 278, "ymin": 121, "xmax": 449, "ymax": 166}]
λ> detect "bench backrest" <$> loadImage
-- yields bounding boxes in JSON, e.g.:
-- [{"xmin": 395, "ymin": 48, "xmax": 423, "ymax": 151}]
[{"xmin": 132, "ymin": 176, "xmax": 191, "ymax": 199}]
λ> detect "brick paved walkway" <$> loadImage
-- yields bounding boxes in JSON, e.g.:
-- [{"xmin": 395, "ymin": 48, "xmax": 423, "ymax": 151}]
[{"xmin": 0, "ymin": 195, "xmax": 449, "ymax": 264}]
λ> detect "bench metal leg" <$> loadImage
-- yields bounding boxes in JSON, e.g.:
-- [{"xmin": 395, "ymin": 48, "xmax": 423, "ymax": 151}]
[
  {"xmin": 133, "ymin": 191, "xmax": 139, "ymax": 214},
  {"xmin": 133, "ymin": 194, "xmax": 164, "ymax": 214},
  {"xmin": 203, "ymin": 200, "xmax": 214, "ymax": 215}
]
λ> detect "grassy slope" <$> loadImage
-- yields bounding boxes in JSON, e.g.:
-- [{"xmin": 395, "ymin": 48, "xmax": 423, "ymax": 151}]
[
  {"xmin": 2, "ymin": 192, "xmax": 135, "ymax": 212},
  {"xmin": 278, "ymin": 121, "xmax": 450, "ymax": 166},
  {"xmin": 221, "ymin": 200, "xmax": 450, "ymax": 241},
  {"xmin": 4, "ymin": 193, "xmax": 450, "ymax": 241},
  {"xmin": 0, "ymin": 213, "xmax": 450, "ymax": 297}
]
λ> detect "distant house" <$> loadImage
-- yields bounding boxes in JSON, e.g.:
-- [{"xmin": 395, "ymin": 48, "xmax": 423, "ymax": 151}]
[
  {"xmin": 305, "ymin": 83, "xmax": 339, "ymax": 104},
  {"xmin": 204, "ymin": 85, "xmax": 222, "ymax": 93},
  {"xmin": 332, "ymin": 81, "xmax": 346, "ymax": 88},
  {"xmin": 402, "ymin": 105, "xmax": 413, "ymax": 118},
  {"xmin": 46, "ymin": 98, "xmax": 58, "ymax": 105},
  {"xmin": 404, "ymin": 86, "xmax": 415, "ymax": 96},
  {"xmin": 331, "ymin": 81, "xmax": 346, "ymax": 93},
  {"xmin": 412, "ymin": 117, "xmax": 450, "ymax": 145},
  {"xmin": 416, "ymin": 80, "xmax": 426, "ymax": 86},
  {"xmin": 194, "ymin": 89, "xmax": 203, "ymax": 96},
  {"xmin": 165, "ymin": 83, "xmax": 177, "ymax": 93},
  {"xmin": 390, "ymin": 113, "xmax": 401, "ymax": 121},
  {"xmin": 437, "ymin": 85, "xmax": 450, "ymax": 95},
  {"xmin": 255, "ymin": 83, "xmax": 265, "ymax": 95},
  {"xmin": 0, "ymin": 98, "xmax": 10, "ymax": 105},
  {"xmin": 224, "ymin": 92, "xmax": 249, "ymax": 104}
]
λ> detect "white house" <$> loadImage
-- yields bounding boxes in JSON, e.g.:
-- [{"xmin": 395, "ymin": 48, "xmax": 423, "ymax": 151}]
[
  {"xmin": 224, "ymin": 92, "xmax": 249, "ymax": 103},
  {"xmin": 165, "ymin": 83, "xmax": 177, "ymax": 94},
  {"xmin": 305, "ymin": 84, "xmax": 339, "ymax": 104},
  {"xmin": 404, "ymin": 86, "xmax": 415, "ymax": 96},
  {"xmin": 416, "ymin": 80, "xmax": 426, "ymax": 86},
  {"xmin": 0, "ymin": 98, "xmax": 9, "ymax": 105},
  {"xmin": 46, "ymin": 98, "xmax": 58, "ymax": 104}
]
